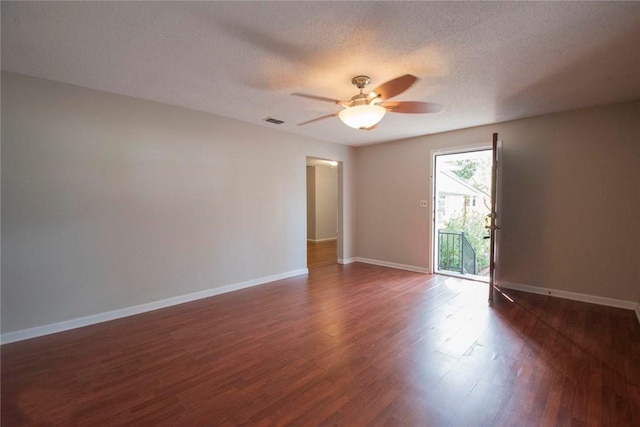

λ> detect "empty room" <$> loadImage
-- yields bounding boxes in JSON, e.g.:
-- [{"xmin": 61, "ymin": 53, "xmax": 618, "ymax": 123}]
[{"xmin": 1, "ymin": 2, "xmax": 639, "ymax": 426}]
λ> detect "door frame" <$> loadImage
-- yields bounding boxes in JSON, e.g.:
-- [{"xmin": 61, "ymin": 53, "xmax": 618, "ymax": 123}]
[
  {"xmin": 488, "ymin": 133, "xmax": 503, "ymax": 303},
  {"xmin": 306, "ymin": 156, "xmax": 343, "ymax": 266},
  {"xmin": 429, "ymin": 142, "xmax": 493, "ymax": 279}
]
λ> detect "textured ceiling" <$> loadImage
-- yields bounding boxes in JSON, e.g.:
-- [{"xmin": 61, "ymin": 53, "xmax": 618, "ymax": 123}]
[{"xmin": 2, "ymin": 1, "xmax": 639, "ymax": 146}]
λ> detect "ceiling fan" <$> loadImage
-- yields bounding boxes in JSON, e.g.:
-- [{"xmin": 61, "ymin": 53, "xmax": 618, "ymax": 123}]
[{"xmin": 293, "ymin": 74, "xmax": 442, "ymax": 130}]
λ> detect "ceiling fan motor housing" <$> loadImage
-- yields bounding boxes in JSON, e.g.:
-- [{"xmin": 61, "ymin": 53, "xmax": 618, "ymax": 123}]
[{"xmin": 350, "ymin": 93, "xmax": 371, "ymax": 107}]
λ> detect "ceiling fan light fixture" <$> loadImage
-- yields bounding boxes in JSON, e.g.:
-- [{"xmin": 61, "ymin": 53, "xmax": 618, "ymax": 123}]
[{"xmin": 338, "ymin": 104, "xmax": 386, "ymax": 130}]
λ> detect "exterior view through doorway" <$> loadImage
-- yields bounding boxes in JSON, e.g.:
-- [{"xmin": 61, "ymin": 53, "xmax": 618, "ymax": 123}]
[{"xmin": 433, "ymin": 148, "xmax": 493, "ymax": 281}]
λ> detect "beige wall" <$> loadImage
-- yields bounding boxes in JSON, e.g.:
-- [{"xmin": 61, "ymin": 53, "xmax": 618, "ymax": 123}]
[
  {"xmin": 1, "ymin": 72, "xmax": 356, "ymax": 333},
  {"xmin": 306, "ymin": 165, "xmax": 338, "ymax": 241},
  {"xmin": 356, "ymin": 101, "xmax": 640, "ymax": 302},
  {"xmin": 313, "ymin": 166, "xmax": 338, "ymax": 241},
  {"xmin": 306, "ymin": 166, "xmax": 316, "ymax": 240}
]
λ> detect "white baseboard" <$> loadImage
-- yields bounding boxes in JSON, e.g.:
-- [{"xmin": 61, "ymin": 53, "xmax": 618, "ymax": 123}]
[
  {"xmin": 498, "ymin": 281, "xmax": 637, "ymax": 310},
  {"xmin": 1, "ymin": 268, "xmax": 308, "ymax": 345},
  {"xmin": 337, "ymin": 258, "xmax": 356, "ymax": 265},
  {"xmin": 307, "ymin": 237, "xmax": 338, "ymax": 242},
  {"xmin": 354, "ymin": 257, "xmax": 429, "ymax": 274}
]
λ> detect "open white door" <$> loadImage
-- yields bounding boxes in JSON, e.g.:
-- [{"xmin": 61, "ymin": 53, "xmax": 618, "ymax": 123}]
[{"xmin": 488, "ymin": 133, "xmax": 502, "ymax": 304}]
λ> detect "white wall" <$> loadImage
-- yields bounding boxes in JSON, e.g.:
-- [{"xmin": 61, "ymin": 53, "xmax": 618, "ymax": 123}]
[
  {"xmin": 356, "ymin": 101, "xmax": 640, "ymax": 303},
  {"xmin": 1, "ymin": 72, "xmax": 356, "ymax": 334}
]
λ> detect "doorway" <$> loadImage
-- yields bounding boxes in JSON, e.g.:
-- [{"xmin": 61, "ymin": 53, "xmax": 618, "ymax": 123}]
[
  {"xmin": 306, "ymin": 158, "xmax": 339, "ymax": 268},
  {"xmin": 433, "ymin": 148, "xmax": 492, "ymax": 280}
]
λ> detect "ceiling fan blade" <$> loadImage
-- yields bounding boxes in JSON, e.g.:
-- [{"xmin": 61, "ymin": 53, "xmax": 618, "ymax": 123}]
[
  {"xmin": 297, "ymin": 112, "xmax": 339, "ymax": 126},
  {"xmin": 381, "ymin": 101, "xmax": 443, "ymax": 114},
  {"xmin": 292, "ymin": 93, "xmax": 342, "ymax": 104},
  {"xmin": 369, "ymin": 74, "xmax": 418, "ymax": 101}
]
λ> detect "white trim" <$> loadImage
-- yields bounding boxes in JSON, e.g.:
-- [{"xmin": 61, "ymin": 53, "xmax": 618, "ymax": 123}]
[
  {"xmin": 355, "ymin": 257, "xmax": 429, "ymax": 274},
  {"xmin": 338, "ymin": 258, "xmax": 357, "ymax": 265},
  {"xmin": 498, "ymin": 281, "xmax": 637, "ymax": 310},
  {"xmin": 431, "ymin": 142, "xmax": 494, "ymax": 157},
  {"xmin": 307, "ymin": 237, "xmax": 338, "ymax": 242},
  {"xmin": 1, "ymin": 268, "xmax": 308, "ymax": 345}
]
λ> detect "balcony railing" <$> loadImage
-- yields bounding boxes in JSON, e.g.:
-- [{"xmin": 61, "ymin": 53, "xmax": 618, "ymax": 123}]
[{"xmin": 438, "ymin": 230, "xmax": 476, "ymax": 275}]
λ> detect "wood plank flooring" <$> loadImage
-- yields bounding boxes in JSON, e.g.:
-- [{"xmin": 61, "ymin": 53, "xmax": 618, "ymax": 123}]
[
  {"xmin": 307, "ymin": 240, "xmax": 337, "ymax": 268},
  {"xmin": 2, "ymin": 263, "xmax": 639, "ymax": 426}
]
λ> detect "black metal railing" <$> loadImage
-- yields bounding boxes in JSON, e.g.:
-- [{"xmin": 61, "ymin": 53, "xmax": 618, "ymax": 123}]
[{"xmin": 438, "ymin": 231, "xmax": 476, "ymax": 274}]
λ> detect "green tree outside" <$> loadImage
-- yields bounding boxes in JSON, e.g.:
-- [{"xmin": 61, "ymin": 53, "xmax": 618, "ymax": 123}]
[
  {"xmin": 441, "ymin": 157, "xmax": 491, "ymax": 274},
  {"xmin": 443, "ymin": 212, "xmax": 490, "ymax": 273}
]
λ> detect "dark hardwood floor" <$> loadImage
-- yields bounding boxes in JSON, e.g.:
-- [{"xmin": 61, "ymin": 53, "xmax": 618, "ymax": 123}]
[
  {"xmin": 307, "ymin": 240, "xmax": 337, "ymax": 268},
  {"xmin": 2, "ymin": 263, "xmax": 639, "ymax": 426}
]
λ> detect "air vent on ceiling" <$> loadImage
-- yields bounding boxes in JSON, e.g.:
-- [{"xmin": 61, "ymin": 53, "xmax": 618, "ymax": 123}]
[{"xmin": 264, "ymin": 117, "xmax": 285, "ymax": 125}]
